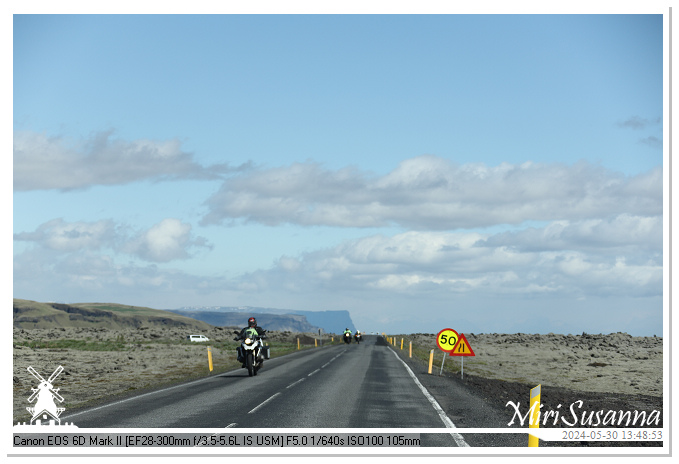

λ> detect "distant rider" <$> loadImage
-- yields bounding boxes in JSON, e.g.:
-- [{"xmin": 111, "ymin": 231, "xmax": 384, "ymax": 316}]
[{"xmin": 343, "ymin": 327, "xmax": 352, "ymax": 343}]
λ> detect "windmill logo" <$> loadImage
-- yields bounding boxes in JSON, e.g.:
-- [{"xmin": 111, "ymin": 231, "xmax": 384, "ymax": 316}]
[{"xmin": 25, "ymin": 366, "xmax": 68, "ymax": 426}]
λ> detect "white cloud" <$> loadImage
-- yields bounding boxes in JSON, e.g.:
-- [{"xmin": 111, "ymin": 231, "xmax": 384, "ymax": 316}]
[
  {"xmin": 235, "ymin": 217, "xmax": 661, "ymax": 299},
  {"xmin": 202, "ymin": 155, "xmax": 662, "ymax": 229},
  {"xmin": 14, "ymin": 217, "xmax": 211, "ymax": 263},
  {"xmin": 13, "ymin": 218, "xmax": 117, "ymax": 252},
  {"xmin": 13, "ymin": 130, "xmax": 235, "ymax": 191},
  {"xmin": 481, "ymin": 214, "xmax": 662, "ymax": 255},
  {"xmin": 123, "ymin": 218, "xmax": 202, "ymax": 263},
  {"xmin": 12, "ymin": 248, "xmax": 232, "ymax": 306}
]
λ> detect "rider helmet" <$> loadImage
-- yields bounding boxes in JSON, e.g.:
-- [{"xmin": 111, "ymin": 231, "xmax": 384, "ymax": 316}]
[{"xmin": 248, "ymin": 317, "xmax": 257, "ymax": 327}]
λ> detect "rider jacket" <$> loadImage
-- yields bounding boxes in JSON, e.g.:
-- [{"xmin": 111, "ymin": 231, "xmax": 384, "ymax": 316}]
[{"xmin": 236, "ymin": 325, "xmax": 266, "ymax": 340}]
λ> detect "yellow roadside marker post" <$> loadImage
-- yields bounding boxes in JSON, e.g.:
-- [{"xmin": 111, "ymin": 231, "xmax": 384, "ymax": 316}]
[
  {"xmin": 401, "ymin": 338, "xmax": 404, "ymax": 350},
  {"xmin": 529, "ymin": 385, "xmax": 541, "ymax": 447},
  {"xmin": 207, "ymin": 346, "xmax": 213, "ymax": 372},
  {"xmin": 297, "ymin": 338, "xmax": 300, "ymax": 350},
  {"xmin": 409, "ymin": 341, "xmax": 412, "ymax": 358},
  {"xmin": 428, "ymin": 350, "xmax": 434, "ymax": 374},
  {"xmin": 315, "ymin": 338, "xmax": 317, "ymax": 347}
]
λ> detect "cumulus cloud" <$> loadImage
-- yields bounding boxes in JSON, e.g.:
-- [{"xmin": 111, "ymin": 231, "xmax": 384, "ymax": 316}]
[
  {"xmin": 122, "ymin": 218, "xmax": 211, "ymax": 262},
  {"xmin": 201, "ymin": 155, "xmax": 662, "ymax": 229},
  {"xmin": 13, "ymin": 247, "xmax": 230, "ymax": 306},
  {"xmin": 14, "ymin": 217, "xmax": 210, "ymax": 263},
  {"xmin": 234, "ymin": 215, "xmax": 661, "ymax": 299},
  {"xmin": 13, "ymin": 130, "xmax": 238, "ymax": 191},
  {"xmin": 13, "ymin": 218, "xmax": 118, "ymax": 252},
  {"xmin": 481, "ymin": 214, "xmax": 662, "ymax": 255}
]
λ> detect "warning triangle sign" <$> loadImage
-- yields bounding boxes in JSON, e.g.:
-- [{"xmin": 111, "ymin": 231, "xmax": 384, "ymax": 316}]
[{"xmin": 450, "ymin": 333, "xmax": 475, "ymax": 356}]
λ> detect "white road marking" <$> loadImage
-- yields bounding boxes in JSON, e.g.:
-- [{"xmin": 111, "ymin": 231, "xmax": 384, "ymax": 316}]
[
  {"xmin": 247, "ymin": 392, "xmax": 281, "ymax": 414},
  {"xmin": 389, "ymin": 347, "xmax": 470, "ymax": 447},
  {"xmin": 286, "ymin": 378, "xmax": 306, "ymax": 388},
  {"xmin": 307, "ymin": 368, "xmax": 321, "ymax": 377}
]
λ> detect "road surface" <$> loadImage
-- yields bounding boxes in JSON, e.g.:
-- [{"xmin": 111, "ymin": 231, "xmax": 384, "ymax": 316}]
[{"xmin": 63, "ymin": 335, "xmax": 523, "ymax": 447}]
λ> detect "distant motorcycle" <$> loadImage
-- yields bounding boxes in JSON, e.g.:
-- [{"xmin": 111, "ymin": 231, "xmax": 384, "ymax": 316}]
[
  {"xmin": 343, "ymin": 332, "xmax": 352, "ymax": 344},
  {"xmin": 234, "ymin": 329, "xmax": 269, "ymax": 377},
  {"xmin": 354, "ymin": 333, "xmax": 362, "ymax": 344}
]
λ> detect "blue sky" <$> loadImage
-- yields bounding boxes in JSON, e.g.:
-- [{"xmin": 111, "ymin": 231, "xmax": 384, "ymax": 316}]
[{"xmin": 12, "ymin": 11, "xmax": 667, "ymax": 336}]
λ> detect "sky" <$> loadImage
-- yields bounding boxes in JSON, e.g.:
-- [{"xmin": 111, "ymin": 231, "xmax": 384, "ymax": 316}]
[{"xmin": 11, "ymin": 9, "xmax": 668, "ymax": 336}]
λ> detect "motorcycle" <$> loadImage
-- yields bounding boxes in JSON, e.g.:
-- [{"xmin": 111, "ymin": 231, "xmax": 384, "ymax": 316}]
[
  {"xmin": 233, "ymin": 329, "xmax": 269, "ymax": 377},
  {"xmin": 354, "ymin": 333, "xmax": 362, "ymax": 344},
  {"xmin": 343, "ymin": 332, "xmax": 352, "ymax": 344}
]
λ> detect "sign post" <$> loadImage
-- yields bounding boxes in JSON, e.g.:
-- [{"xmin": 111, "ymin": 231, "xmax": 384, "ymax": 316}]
[
  {"xmin": 450, "ymin": 333, "xmax": 475, "ymax": 378},
  {"xmin": 435, "ymin": 328, "xmax": 459, "ymax": 376}
]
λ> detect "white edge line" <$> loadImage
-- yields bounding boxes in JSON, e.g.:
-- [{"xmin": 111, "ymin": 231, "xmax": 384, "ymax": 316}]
[
  {"xmin": 388, "ymin": 347, "xmax": 470, "ymax": 447},
  {"xmin": 247, "ymin": 392, "xmax": 281, "ymax": 414}
]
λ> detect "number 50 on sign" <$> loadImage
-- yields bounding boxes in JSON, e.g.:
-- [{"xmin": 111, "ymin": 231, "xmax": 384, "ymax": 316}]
[{"xmin": 436, "ymin": 328, "xmax": 459, "ymax": 353}]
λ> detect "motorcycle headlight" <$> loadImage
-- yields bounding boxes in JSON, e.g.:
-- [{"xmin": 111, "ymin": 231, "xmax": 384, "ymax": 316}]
[{"xmin": 244, "ymin": 338, "xmax": 253, "ymax": 345}]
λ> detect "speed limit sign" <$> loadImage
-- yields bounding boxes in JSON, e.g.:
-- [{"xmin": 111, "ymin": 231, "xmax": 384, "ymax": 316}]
[{"xmin": 436, "ymin": 328, "xmax": 459, "ymax": 353}]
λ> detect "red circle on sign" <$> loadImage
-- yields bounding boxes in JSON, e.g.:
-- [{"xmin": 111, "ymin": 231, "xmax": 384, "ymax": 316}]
[{"xmin": 436, "ymin": 328, "xmax": 459, "ymax": 353}]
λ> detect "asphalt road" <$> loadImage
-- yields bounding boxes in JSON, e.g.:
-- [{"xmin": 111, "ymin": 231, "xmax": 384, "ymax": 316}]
[{"xmin": 63, "ymin": 335, "xmax": 524, "ymax": 447}]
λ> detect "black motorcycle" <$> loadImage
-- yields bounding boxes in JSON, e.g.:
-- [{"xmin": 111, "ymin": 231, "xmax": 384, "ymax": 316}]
[
  {"xmin": 343, "ymin": 332, "xmax": 352, "ymax": 344},
  {"xmin": 234, "ymin": 330, "xmax": 269, "ymax": 377},
  {"xmin": 354, "ymin": 333, "xmax": 362, "ymax": 344}
]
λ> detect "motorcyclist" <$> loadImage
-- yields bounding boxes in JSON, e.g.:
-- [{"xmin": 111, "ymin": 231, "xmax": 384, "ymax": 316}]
[
  {"xmin": 235, "ymin": 317, "xmax": 267, "ymax": 339},
  {"xmin": 343, "ymin": 327, "xmax": 352, "ymax": 343},
  {"xmin": 234, "ymin": 317, "xmax": 267, "ymax": 366}
]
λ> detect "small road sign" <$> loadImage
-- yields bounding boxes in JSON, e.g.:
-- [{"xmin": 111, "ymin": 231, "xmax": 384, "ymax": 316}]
[
  {"xmin": 436, "ymin": 328, "xmax": 459, "ymax": 353},
  {"xmin": 450, "ymin": 333, "xmax": 475, "ymax": 356}
]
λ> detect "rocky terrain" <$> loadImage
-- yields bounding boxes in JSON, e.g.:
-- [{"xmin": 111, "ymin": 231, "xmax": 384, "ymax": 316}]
[{"xmin": 402, "ymin": 331, "xmax": 663, "ymax": 397}]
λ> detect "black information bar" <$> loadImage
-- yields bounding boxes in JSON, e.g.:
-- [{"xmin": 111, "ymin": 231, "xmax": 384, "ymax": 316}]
[{"xmin": 13, "ymin": 433, "xmax": 422, "ymax": 447}]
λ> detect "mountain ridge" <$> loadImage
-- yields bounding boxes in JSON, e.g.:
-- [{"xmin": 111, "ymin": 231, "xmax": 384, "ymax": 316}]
[
  {"xmin": 12, "ymin": 299, "xmax": 356, "ymax": 334},
  {"xmin": 169, "ymin": 306, "xmax": 356, "ymax": 333}
]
